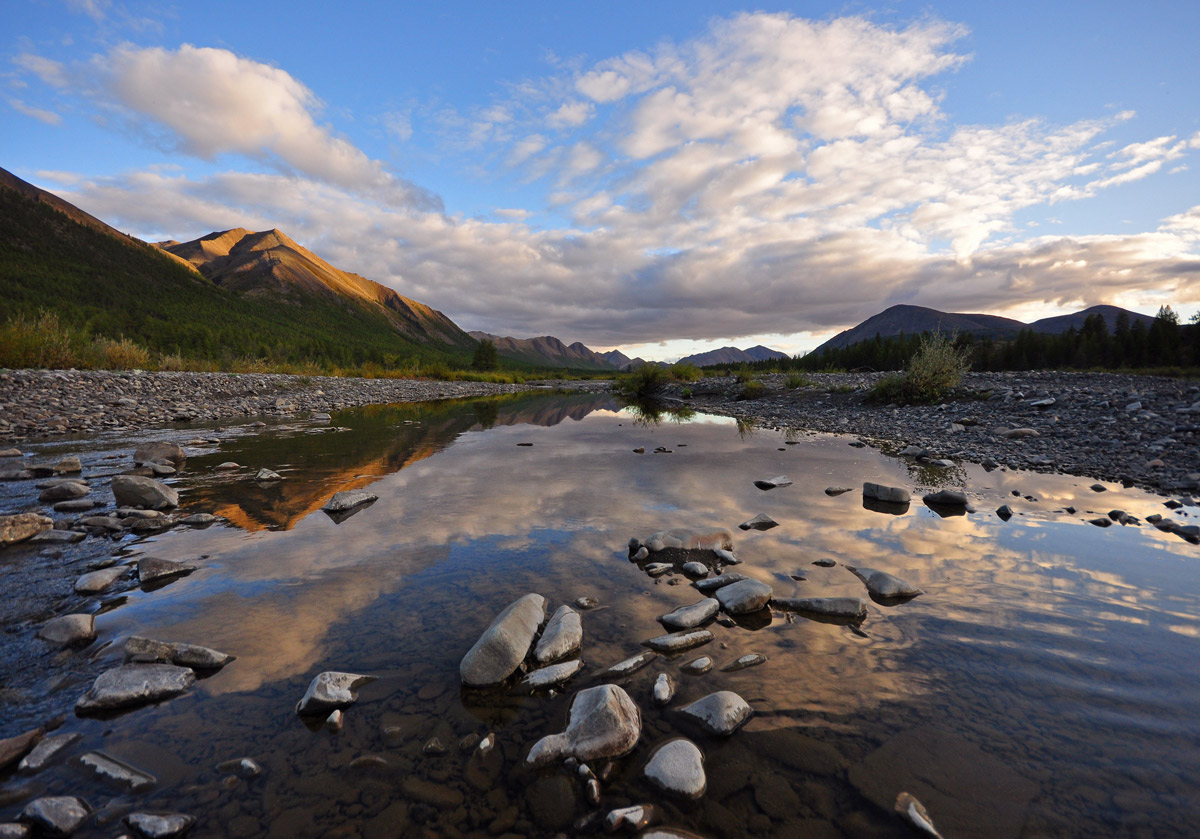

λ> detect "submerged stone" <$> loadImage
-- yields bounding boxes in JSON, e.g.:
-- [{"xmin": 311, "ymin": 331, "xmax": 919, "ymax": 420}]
[
  {"xmin": 19, "ymin": 797, "xmax": 90, "ymax": 836},
  {"xmin": 653, "ymin": 673, "xmax": 675, "ymax": 707},
  {"xmin": 694, "ymin": 572, "xmax": 747, "ymax": 592},
  {"xmin": 18, "ymin": 733, "xmax": 81, "ymax": 774},
  {"xmin": 863, "ymin": 482, "xmax": 910, "ymax": 504},
  {"xmin": 644, "ymin": 629, "xmax": 713, "ymax": 653},
  {"xmin": 521, "ymin": 659, "xmax": 583, "ymax": 690},
  {"xmin": 772, "ymin": 597, "xmax": 869, "ymax": 622},
  {"xmin": 894, "ymin": 792, "xmax": 945, "ymax": 839},
  {"xmin": 603, "ymin": 651, "xmax": 658, "ymax": 678}
]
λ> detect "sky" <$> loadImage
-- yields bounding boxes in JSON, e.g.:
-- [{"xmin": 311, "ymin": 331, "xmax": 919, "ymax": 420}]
[{"xmin": 4, "ymin": 0, "xmax": 1200, "ymax": 362}]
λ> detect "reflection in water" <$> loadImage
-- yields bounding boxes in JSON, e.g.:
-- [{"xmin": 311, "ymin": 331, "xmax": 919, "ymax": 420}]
[
  {"xmin": 623, "ymin": 397, "xmax": 697, "ymax": 427},
  {"xmin": 6, "ymin": 393, "xmax": 1200, "ymax": 839}
]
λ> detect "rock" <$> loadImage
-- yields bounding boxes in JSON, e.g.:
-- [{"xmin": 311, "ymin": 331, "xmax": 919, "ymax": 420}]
[
  {"xmin": 643, "ymin": 629, "xmax": 713, "ymax": 653},
  {"xmin": 18, "ymin": 733, "xmax": 81, "ymax": 774},
  {"xmin": 922, "ymin": 489, "xmax": 968, "ymax": 507},
  {"xmin": 659, "ymin": 598, "xmax": 720, "ymax": 630},
  {"xmin": 1089, "ymin": 517, "xmax": 1112, "ymax": 527},
  {"xmin": 111, "ymin": 475, "xmax": 179, "ymax": 510},
  {"xmin": 0, "ymin": 728, "xmax": 43, "ymax": 771},
  {"xmin": 694, "ymin": 572, "xmax": 747, "ymax": 592},
  {"xmin": 863, "ymin": 482, "xmax": 910, "ymax": 503},
  {"xmin": 77, "ymin": 751, "xmax": 157, "ymax": 791},
  {"xmin": 214, "ymin": 461, "xmax": 240, "ymax": 471},
  {"xmin": 0, "ymin": 824, "xmax": 31, "ymax": 839},
  {"xmin": 754, "ymin": 475, "xmax": 792, "ymax": 490},
  {"xmin": 76, "ymin": 515, "xmax": 124, "ymax": 532},
  {"xmin": 125, "ymin": 812, "xmax": 196, "ymax": 839},
  {"xmin": 712, "ymin": 547, "xmax": 739, "ymax": 564},
  {"xmin": 637, "ymin": 830, "xmax": 709, "ymax": 839},
  {"xmin": 644, "ymin": 527, "xmax": 734, "ymax": 552},
  {"xmin": 74, "ymin": 566, "xmax": 128, "ymax": 594},
  {"xmin": 526, "ymin": 684, "xmax": 642, "ymax": 767},
  {"xmin": 603, "ymin": 651, "xmax": 658, "ymax": 678},
  {"xmin": 681, "ymin": 561, "xmax": 710, "ymax": 577},
  {"xmin": 52, "ymin": 457, "xmax": 82, "ymax": 474},
  {"xmin": 682, "ymin": 656, "xmax": 713, "ymax": 675},
  {"xmin": 124, "ymin": 636, "xmax": 234, "ymax": 670},
  {"xmin": 604, "ymin": 805, "xmax": 659, "ymax": 833},
  {"xmin": 633, "ymin": 546, "xmax": 651, "ymax": 561},
  {"xmin": 738, "ymin": 513, "xmax": 778, "ymax": 531},
  {"xmin": 325, "ymin": 710, "xmax": 343, "ymax": 732},
  {"xmin": 38, "ymin": 482, "xmax": 89, "ymax": 502},
  {"xmin": 322, "ymin": 489, "xmax": 378, "ymax": 514},
  {"xmin": 178, "ymin": 513, "xmax": 216, "ymax": 526},
  {"xmin": 679, "ymin": 691, "xmax": 752, "ymax": 736},
  {"xmin": 521, "ymin": 659, "xmax": 583, "ymax": 690},
  {"xmin": 295, "ymin": 671, "xmax": 376, "ymax": 716},
  {"xmin": 0, "ymin": 448, "xmax": 23, "ymax": 457},
  {"xmin": 1090, "ymin": 483, "xmax": 1107, "ymax": 492},
  {"xmin": 721, "ymin": 654, "xmax": 766, "ymax": 672},
  {"xmin": 894, "ymin": 792, "xmax": 945, "ymax": 839},
  {"xmin": 825, "ymin": 486, "xmax": 853, "ymax": 496},
  {"xmin": 847, "ymin": 566, "xmax": 923, "ymax": 601},
  {"xmin": 29, "ymin": 528, "xmax": 85, "ymax": 544},
  {"xmin": 460, "ymin": 593, "xmax": 546, "ymax": 686},
  {"xmin": 574, "ymin": 596, "xmax": 599, "ymax": 609},
  {"xmin": 423, "ymin": 737, "xmax": 446, "ymax": 755},
  {"xmin": 133, "ymin": 442, "xmax": 186, "ymax": 466},
  {"xmin": 645, "ymin": 562, "xmax": 673, "ymax": 577},
  {"xmin": 0, "ymin": 513, "xmax": 53, "ymax": 546},
  {"xmin": 996, "ymin": 504, "xmax": 1014, "ymax": 521},
  {"xmin": 52, "ymin": 498, "xmax": 98, "ymax": 513},
  {"xmin": 653, "ymin": 673, "xmax": 675, "ymax": 707},
  {"xmin": 813, "ymin": 558, "xmax": 837, "ymax": 567},
  {"xmin": 38, "ymin": 614, "xmax": 96, "ymax": 647},
  {"xmin": 138, "ymin": 556, "xmax": 195, "ymax": 584},
  {"xmin": 534, "ymin": 605, "xmax": 582, "ymax": 665},
  {"xmin": 254, "ymin": 468, "xmax": 283, "ymax": 481},
  {"xmin": 644, "ymin": 738, "xmax": 706, "ymax": 799},
  {"xmin": 996, "ymin": 427, "xmax": 1039, "ymax": 439},
  {"xmin": 772, "ymin": 597, "xmax": 869, "ymax": 622},
  {"xmin": 714, "ymin": 578, "xmax": 773, "ymax": 614},
  {"xmin": 215, "ymin": 757, "xmax": 264, "ymax": 778},
  {"xmin": 76, "ymin": 663, "xmax": 196, "ymax": 714},
  {"xmin": 19, "ymin": 797, "xmax": 90, "ymax": 836}
]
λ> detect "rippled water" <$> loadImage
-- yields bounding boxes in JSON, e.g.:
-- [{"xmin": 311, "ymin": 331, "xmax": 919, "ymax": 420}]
[{"xmin": 3, "ymin": 392, "xmax": 1200, "ymax": 838}]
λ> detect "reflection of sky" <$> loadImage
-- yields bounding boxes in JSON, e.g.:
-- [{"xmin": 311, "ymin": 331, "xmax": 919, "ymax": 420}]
[{"xmin": 76, "ymin": 396, "xmax": 1200, "ymax": 838}]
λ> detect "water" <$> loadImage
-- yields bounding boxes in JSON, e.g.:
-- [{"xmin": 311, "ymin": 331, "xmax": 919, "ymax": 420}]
[{"xmin": 2, "ymin": 392, "xmax": 1199, "ymax": 838}]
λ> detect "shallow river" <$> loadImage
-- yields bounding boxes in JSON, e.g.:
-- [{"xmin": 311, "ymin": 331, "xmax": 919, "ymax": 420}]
[{"xmin": 3, "ymin": 392, "xmax": 1199, "ymax": 839}]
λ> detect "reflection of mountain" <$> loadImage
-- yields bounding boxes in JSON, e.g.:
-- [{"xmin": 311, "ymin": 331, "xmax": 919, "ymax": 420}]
[{"xmin": 185, "ymin": 392, "xmax": 618, "ymax": 532}]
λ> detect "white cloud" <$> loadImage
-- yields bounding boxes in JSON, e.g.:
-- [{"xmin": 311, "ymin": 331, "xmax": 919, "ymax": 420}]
[
  {"xmin": 13, "ymin": 53, "xmax": 68, "ymax": 87},
  {"xmin": 382, "ymin": 110, "xmax": 413, "ymax": 142},
  {"xmin": 8, "ymin": 97, "xmax": 62, "ymax": 125},
  {"xmin": 547, "ymin": 100, "xmax": 592, "ymax": 128},
  {"xmin": 65, "ymin": 0, "xmax": 108, "ymax": 21},
  {"xmin": 507, "ymin": 133, "xmax": 547, "ymax": 166}
]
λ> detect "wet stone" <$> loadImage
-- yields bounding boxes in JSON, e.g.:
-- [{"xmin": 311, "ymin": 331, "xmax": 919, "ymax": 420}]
[
  {"xmin": 255, "ymin": 468, "xmax": 283, "ymax": 482},
  {"xmin": 0, "ymin": 823, "xmax": 31, "ymax": 839},
  {"xmin": 678, "ymin": 691, "xmax": 753, "ymax": 736},
  {"xmin": 721, "ymin": 654, "xmax": 766, "ymax": 672},
  {"xmin": 653, "ymin": 673, "xmax": 675, "ymax": 707},
  {"xmin": 681, "ymin": 561, "xmax": 710, "ymax": 577},
  {"xmin": 74, "ymin": 566, "xmax": 128, "ymax": 594},
  {"xmin": 772, "ymin": 597, "xmax": 869, "ymax": 622},
  {"xmin": 322, "ymin": 490, "xmax": 377, "ymax": 514},
  {"xmin": 215, "ymin": 757, "xmax": 263, "ymax": 778},
  {"xmin": 110, "ymin": 475, "xmax": 179, "ymax": 510},
  {"xmin": 76, "ymin": 751, "xmax": 157, "ymax": 791},
  {"xmin": 825, "ymin": 487, "xmax": 853, "ymax": 496},
  {"xmin": 526, "ymin": 684, "xmax": 642, "ymax": 767},
  {"xmin": 604, "ymin": 804, "xmax": 660, "ymax": 833},
  {"xmin": 138, "ymin": 556, "xmax": 196, "ymax": 584},
  {"xmin": 38, "ymin": 482, "xmax": 89, "ymax": 503},
  {"xmin": 681, "ymin": 656, "xmax": 713, "ymax": 675},
  {"xmin": 996, "ymin": 504, "xmax": 1014, "ymax": 521},
  {"xmin": 0, "ymin": 729, "xmax": 43, "ymax": 771},
  {"xmin": 295, "ymin": 671, "xmax": 376, "ymax": 716},
  {"xmin": 644, "ymin": 629, "xmax": 713, "ymax": 653},
  {"xmin": 0, "ymin": 513, "xmax": 52, "ymax": 546},
  {"xmin": 125, "ymin": 812, "xmax": 196, "ymax": 839},
  {"xmin": 460, "ymin": 592, "xmax": 546, "ymax": 686},
  {"xmin": 18, "ymin": 733, "xmax": 81, "ymax": 774},
  {"xmin": 521, "ymin": 659, "xmax": 583, "ymax": 690},
  {"xmin": 695, "ymin": 572, "xmax": 747, "ymax": 593},
  {"xmin": 76, "ymin": 663, "xmax": 196, "ymax": 714},
  {"xmin": 604, "ymin": 651, "xmax": 658, "ymax": 678},
  {"xmin": 645, "ymin": 562, "xmax": 673, "ymax": 577},
  {"xmin": 643, "ymin": 527, "xmax": 734, "ymax": 552},
  {"xmin": 863, "ymin": 482, "xmax": 911, "ymax": 504},
  {"xmin": 124, "ymin": 636, "xmax": 234, "ymax": 670},
  {"xmin": 37, "ymin": 614, "xmax": 95, "ymax": 647},
  {"xmin": 813, "ymin": 558, "xmax": 836, "ymax": 567},
  {"xmin": 715, "ymin": 578, "xmax": 773, "ymax": 614},
  {"xmin": 19, "ymin": 797, "xmax": 90, "ymax": 836},
  {"xmin": 754, "ymin": 475, "xmax": 792, "ymax": 490},
  {"xmin": 738, "ymin": 513, "xmax": 778, "ymax": 531},
  {"xmin": 534, "ymin": 604, "xmax": 582, "ymax": 665},
  {"xmin": 644, "ymin": 738, "xmax": 706, "ymax": 799},
  {"xmin": 846, "ymin": 566, "xmax": 924, "ymax": 600},
  {"xmin": 659, "ymin": 598, "xmax": 720, "ymax": 630}
]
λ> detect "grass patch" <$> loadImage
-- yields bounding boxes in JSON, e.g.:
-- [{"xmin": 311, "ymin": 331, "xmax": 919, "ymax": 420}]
[
  {"xmin": 738, "ymin": 379, "xmax": 767, "ymax": 400},
  {"xmin": 785, "ymin": 373, "xmax": 814, "ymax": 389}
]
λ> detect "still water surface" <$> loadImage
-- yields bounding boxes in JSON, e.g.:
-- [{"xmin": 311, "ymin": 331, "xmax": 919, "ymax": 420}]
[{"xmin": 7, "ymin": 392, "xmax": 1200, "ymax": 838}]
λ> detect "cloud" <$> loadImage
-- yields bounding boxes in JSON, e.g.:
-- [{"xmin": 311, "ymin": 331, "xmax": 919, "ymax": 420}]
[
  {"xmin": 8, "ymin": 97, "xmax": 62, "ymax": 125},
  {"xmin": 65, "ymin": 0, "xmax": 108, "ymax": 21},
  {"xmin": 547, "ymin": 100, "xmax": 592, "ymax": 128},
  {"xmin": 13, "ymin": 53, "xmax": 68, "ymax": 87}
]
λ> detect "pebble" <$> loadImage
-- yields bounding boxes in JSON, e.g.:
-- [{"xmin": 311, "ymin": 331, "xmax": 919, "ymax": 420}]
[
  {"xmin": 678, "ymin": 691, "xmax": 753, "ymax": 736},
  {"xmin": 653, "ymin": 673, "xmax": 675, "ymax": 707},
  {"xmin": 681, "ymin": 656, "xmax": 713, "ymax": 675}
]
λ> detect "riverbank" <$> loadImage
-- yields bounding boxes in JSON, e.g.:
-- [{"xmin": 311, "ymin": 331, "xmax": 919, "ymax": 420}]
[{"xmin": 665, "ymin": 370, "xmax": 1200, "ymax": 496}]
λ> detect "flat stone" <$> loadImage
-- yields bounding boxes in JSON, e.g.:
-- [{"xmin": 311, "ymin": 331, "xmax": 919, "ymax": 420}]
[
  {"xmin": 214, "ymin": 461, "xmax": 240, "ymax": 471},
  {"xmin": 179, "ymin": 513, "xmax": 216, "ymax": 526},
  {"xmin": 645, "ymin": 562, "xmax": 673, "ymax": 577},
  {"xmin": 813, "ymin": 558, "xmax": 837, "ymax": 567},
  {"xmin": 681, "ymin": 561, "xmax": 710, "ymax": 577},
  {"xmin": 138, "ymin": 556, "xmax": 196, "ymax": 584},
  {"xmin": 18, "ymin": 733, "xmax": 81, "ymax": 774},
  {"xmin": 603, "ymin": 651, "xmax": 658, "ymax": 678},
  {"xmin": 738, "ymin": 513, "xmax": 778, "ymax": 531},
  {"xmin": 111, "ymin": 475, "xmax": 179, "ymax": 509},
  {"xmin": 923, "ymin": 489, "xmax": 968, "ymax": 507},
  {"xmin": 721, "ymin": 654, "xmax": 767, "ymax": 672},
  {"xmin": 659, "ymin": 598, "xmax": 720, "ymax": 630},
  {"xmin": 255, "ymin": 468, "xmax": 283, "ymax": 481},
  {"xmin": 712, "ymin": 547, "xmax": 739, "ymax": 564},
  {"xmin": 847, "ymin": 566, "xmax": 923, "ymax": 600},
  {"xmin": 0, "ymin": 728, "xmax": 43, "ymax": 771},
  {"xmin": 715, "ymin": 578, "xmax": 773, "ymax": 614},
  {"xmin": 295, "ymin": 671, "xmax": 376, "ymax": 716},
  {"xmin": 644, "ymin": 738, "xmax": 706, "ymax": 798},
  {"xmin": 653, "ymin": 673, "xmax": 675, "ymax": 707},
  {"xmin": 125, "ymin": 812, "xmax": 196, "ymax": 839},
  {"xmin": 772, "ymin": 597, "xmax": 869, "ymax": 622},
  {"xmin": 644, "ymin": 528, "xmax": 734, "ymax": 552},
  {"xmin": 694, "ymin": 572, "xmax": 747, "ymax": 592},
  {"xmin": 77, "ymin": 515, "xmax": 124, "ymax": 532},
  {"xmin": 534, "ymin": 604, "xmax": 582, "ymax": 665},
  {"xmin": 526, "ymin": 684, "xmax": 642, "ymax": 767},
  {"xmin": 76, "ymin": 751, "xmax": 156, "ymax": 791},
  {"xmin": 863, "ymin": 482, "xmax": 911, "ymax": 504},
  {"xmin": 460, "ymin": 593, "xmax": 546, "ymax": 686},
  {"xmin": 38, "ymin": 614, "xmax": 95, "ymax": 647},
  {"xmin": 322, "ymin": 490, "xmax": 377, "ymax": 514},
  {"xmin": 521, "ymin": 659, "xmax": 583, "ymax": 690},
  {"xmin": 681, "ymin": 656, "xmax": 713, "ymax": 675},
  {"xmin": 0, "ymin": 513, "xmax": 53, "ymax": 547},
  {"xmin": 644, "ymin": 629, "xmax": 713, "ymax": 653},
  {"xmin": 604, "ymin": 804, "xmax": 659, "ymax": 833},
  {"xmin": 29, "ymin": 528, "xmax": 85, "ymax": 544},
  {"xmin": 754, "ymin": 475, "xmax": 792, "ymax": 490},
  {"xmin": 38, "ymin": 482, "xmax": 89, "ymax": 502},
  {"xmin": 133, "ymin": 442, "xmax": 185, "ymax": 466},
  {"xmin": 52, "ymin": 457, "xmax": 82, "ymax": 474},
  {"xmin": 52, "ymin": 498, "xmax": 98, "ymax": 513},
  {"xmin": 74, "ymin": 566, "xmax": 129, "ymax": 594},
  {"xmin": 76, "ymin": 663, "xmax": 196, "ymax": 714},
  {"xmin": 825, "ymin": 487, "xmax": 853, "ymax": 496},
  {"xmin": 19, "ymin": 797, "xmax": 90, "ymax": 836},
  {"xmin": 678, "ymin": 691, "xmax": 752, "ymax": 736},
  {"xmin": 125, "ymin": 636, "xmax": 234, "ymax": 670}
]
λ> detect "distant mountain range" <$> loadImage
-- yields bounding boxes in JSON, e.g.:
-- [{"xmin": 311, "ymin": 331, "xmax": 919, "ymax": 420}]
[
  {"xmin": 677, "ymin": 345, "xmax": 789, "ymax": 367},
  {"xmin": 811, "ymin": 303, "xmax": 1156, "ymax": 355},
  {"xmin": 467, "ymin": 331, "xmax": 619, "ymax": 371}
]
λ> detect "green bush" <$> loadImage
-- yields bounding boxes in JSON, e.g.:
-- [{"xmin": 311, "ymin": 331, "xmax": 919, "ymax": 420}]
[
  {"xmin": 738, "ymin": 379, "xmax": 767, "ymax": 400},
  {"xmin": 868, "ymin": 332, "xmax": 971, "ymax": 404},
  {"xmin": 671, "ymin": 362, "xmax": 702, "ymax": 382},
  {"xmin": 784, "ymin": 373, "xmax": 813, "ymax": 389},
  {"xmin": 0, "ymin": 310, "xmax": 78, "ymax": 369},
  {"xmin": 617, "ymin": 365, "xmax": 669, "ymax": 398}
]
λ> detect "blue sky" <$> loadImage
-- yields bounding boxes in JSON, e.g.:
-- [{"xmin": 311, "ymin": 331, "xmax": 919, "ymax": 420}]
[{"xmin": 4, "ymin": 0, "xmax": 1199, "ymax": 360}]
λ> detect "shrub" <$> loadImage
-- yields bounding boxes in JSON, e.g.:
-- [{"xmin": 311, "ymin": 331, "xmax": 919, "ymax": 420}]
[
  {"xmin": 472, "ymin": 338, "xmax": 499, "ymax": 371},
  {"xmin": 680, "ymin": 387, "xmax": 692, "ymax": 399},
  {"xmin": 0, "ymin": 310, "xmax": 78, "ymax": 369},
  {"xmin": 617, "ymin": 365, "xmax": 669, "ymax": 398},
  {"xmin": 785, "ymin": 373, "xmax": 812, "ymax": 389},
  {"xmin": 733, "ymin": 366, "xmax": 754, "ymax": 383},
  {"xmin": 738, "ymin": 379, "xmax": 767, "ymax": 400},
  {"xmin": 93, "ymin": 337, "xmax": 152, "ymax": 370},
  {"xmin": 868, "ymin": 332, "xmax": 971, "ymax": 404},
  {"xmin": 671, "ymin": 362, "xmax": 702, "ymax": 382}
]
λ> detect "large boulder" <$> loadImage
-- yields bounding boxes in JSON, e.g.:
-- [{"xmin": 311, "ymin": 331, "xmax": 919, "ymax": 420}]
[
  {"xmin": 526, "ymin": 684, "xmax": 641, "ymax": 767},
  {"xmin": 111, "ymin": 476, "xmax": 179, "ymax": 510},
  {"xmin": 460, "ymin": 593, "xmax": 546, "ymax": 686},
  {"xmin": 0, "ymin": 513, "xmax": 52, "ymax": 547}
]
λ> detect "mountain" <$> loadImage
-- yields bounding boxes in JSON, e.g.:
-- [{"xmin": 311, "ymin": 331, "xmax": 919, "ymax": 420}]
[
  {"xmin": 810, "ymin": 303, "xmax": 1158, "ymax": 356},
  {"xmin": 468, "ymin": 331, "xmax": 619, "ymax": 370},
  {"xmin": 163, "ymin": 228, "xmax": 471, "ymax": 347},
  {"xmin": 677, "ymin": 345, "xmax": 789, "ymax": 367},
  {"xmin": 0, "ymin": 167, "xmax": 472, "ymax": 367},
  {"xmin": 1028, "ymin": 304, "xmax": 1155, "ymax": 334}
]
